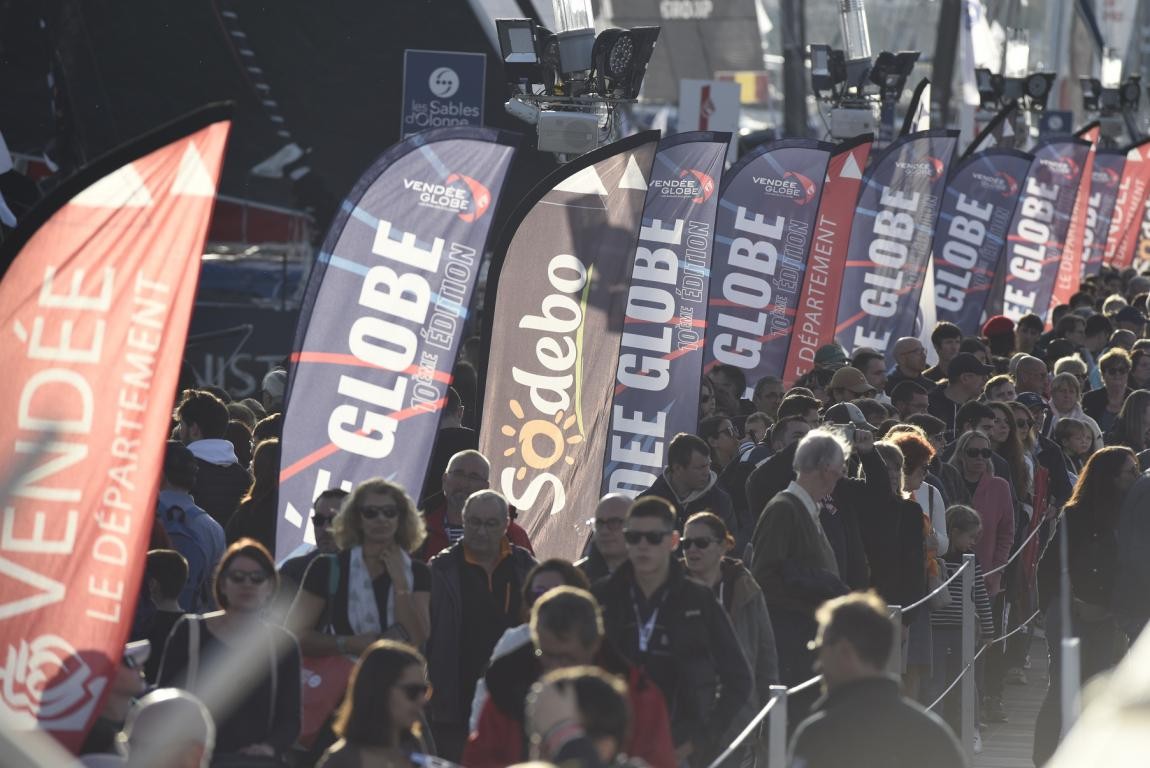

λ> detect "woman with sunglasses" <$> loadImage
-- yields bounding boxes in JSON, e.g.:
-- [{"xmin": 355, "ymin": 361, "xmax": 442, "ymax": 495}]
[
  {"xmin": 288, "ymin": 478, "xmax": 431, "ymax": 660},
  {"xmin": 157, "ymin": 538, "xmax": 301, "ymax": 761},
  {"xmin": 681, "ymin": 511, "xmax": 778, "ymax": 766},
  {"xmin": 940, "ymin": 431, "xmax": 1014, "ymax": 598},
  {"xmin": 1082, "ymin": 347, "xmax": 1134, "ymax": 433},
  {"xmin": 1033, "ymin": 447, "xmax": 1140, "ymax": 765},
  {"xmin": 318, "ymin": 640, "xmax": 432, "ymax": 767}
]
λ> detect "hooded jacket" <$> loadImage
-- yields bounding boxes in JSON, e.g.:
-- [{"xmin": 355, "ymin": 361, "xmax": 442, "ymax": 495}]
[{"xmin": 639, "ymin": 469, "xmax": 735, "ymax": 532}]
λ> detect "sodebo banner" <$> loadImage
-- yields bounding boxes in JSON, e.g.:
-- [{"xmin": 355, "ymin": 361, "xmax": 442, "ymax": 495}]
[
  {"xmin": 276, "ymin": 127, "xmax": 518, "ymax": 560},
  {"xmin": 0, "ymin": 107, "xmax": 230, "ymax": 749},
  {"xmin": 601, "ymin": 132, "xmax": 729, "ymax": 499},
  {"xmin": 834, "ymin": 130, "xmax": 959, "ymax": 362},
  {"xmin": 481, "ymin": 133, "xmax": 659, "ymax": 560},
  {"xmin": 705, "ymin": 139, "xmax": 833, "ymax": 392},
  {"xmin": 985, "ymin": 137, "xmax": 1090, "ymax": 322},
  {"xmin": 931, "ymin": 148, "xmax": 1033, "ymax": 335}
]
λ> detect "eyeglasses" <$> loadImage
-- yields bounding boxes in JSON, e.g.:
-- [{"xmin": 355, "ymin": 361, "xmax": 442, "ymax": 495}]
[
  {"xmin": 360, "ymin": 505, "xmax": 400, "ymax": 520},
  {"xmin": 224, "ymin": 569, "xmax": 270, "ymax": 586},
  {"xmin": 964, "ymin": 448, "xmax": 993, "ymax": 459},
  {"xmin": 465, "ymin": 516, "xmax": 505, "ymax": 530},
  {"xmin": 595, "ymin": 517, "xmax": 625, "ymax": 530},
  {"xmin": 1104, "ymin": 367, "xmax": 1130, "ymax": 376},
  {"xmin": 397, "ymin": 683, "xmax": 430, "ymax": 702},
  {"xmin": 623, "ymin": 530, "xmax": 671, "ymax": 546},
  {"xmin": 312, "ymin": 513, "xmax": 336, "ymax": 528},
  {"xmin": 680, "ymin": 537, "xmax": 717, "ymax": 550},
  {"xmin": 1015, "ymin": 419, "xmax": 1034, "ymax": 429}
]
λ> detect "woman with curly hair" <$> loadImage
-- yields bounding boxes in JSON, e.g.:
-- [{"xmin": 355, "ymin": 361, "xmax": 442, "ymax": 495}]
[{"xmin": 288, "ymin": 478, "xmax": 431, "ymax": 656}]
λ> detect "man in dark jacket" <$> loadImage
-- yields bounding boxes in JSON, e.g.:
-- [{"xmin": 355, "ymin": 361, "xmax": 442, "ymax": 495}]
[
  {"xmin": 593, "ymin": 497, "xmax": 750, "ymax": 767},
  {"xmin": 750, "ymin": 430, "xmax": 851, "ymax": 686},
  {"xmin": 428, "ymin": 489, "xmax": 537, "ymax": 761},
  {"xmin": 576, "ymin": 493, "xmax": 631, "ymax": 583},
  {"xmin": 789, "ymin": 591, "xmax": 964, "ymax": 768},
  {"xmin": 746, "ymin": 403, "xmax": 884, "ymax": 591},
  {"xmin": 638, "ymin": 432, "xmax": 735, "ymax": 534},
  {"xmin": 174, "ymin": 389, "xmax": 251, "ymax": 527}
]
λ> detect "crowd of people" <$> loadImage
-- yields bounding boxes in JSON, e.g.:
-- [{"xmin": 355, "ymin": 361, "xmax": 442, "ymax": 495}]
[{"xmin": 76, "ymin": 269, "xmax": 1150, "ymax": 768}]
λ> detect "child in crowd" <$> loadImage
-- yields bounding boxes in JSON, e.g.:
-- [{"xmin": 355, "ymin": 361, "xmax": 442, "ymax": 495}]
[
  {"xmin": 928, "ymin": 505, "xmax": 994, "ymax": 740},
  {"xmin": 1054, "ymin": 418, "xmax": 1092, "ymax": 478}
]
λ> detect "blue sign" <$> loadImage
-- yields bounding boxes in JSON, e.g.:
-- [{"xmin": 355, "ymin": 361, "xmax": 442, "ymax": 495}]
[{"xmin": 402, "ymin": 49, "xmax": 486, "ymax": 137}]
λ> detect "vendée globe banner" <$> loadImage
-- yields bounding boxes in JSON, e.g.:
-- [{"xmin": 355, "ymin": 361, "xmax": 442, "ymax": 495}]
[
  {"xmin": 277, "ymin": 127, "xmax": 518, "ymax": 560},
  {"xmin": 931, "ymin": 148, "xmax": 1033, "ymax": 335},
  {"xmin": 0, "ymin": 106, "xmax": 230, "ymax": 750},
  {"xmin": 601, "ymin": 132, "xmax": 729, "ymax": 498},
  {"xmin": 1054, "ymin": 125, "xmax": 1100, "ymax": 306},
  {"xmin": 783, "ymin": 137, "xmax": 872, "ymax": 386},
  {"xmin": 1080, "ymin": 149, "xmax": 1127, "ymax": 276},
  {"xmin": 1105, "ymin": 139, "xmax": 1150, "ymax": 270},
  {"xmin": 986, "ymin": 137, "xmax": 1090, "ymax": 322},
  {"xmin": 480, "ymin": 132, "xmax": 658, "ymax": 560},
  {"xmin": 833, "ymin": 130, "xmax": 959, "ymax": 361},
  {"xmin": 705, "ymin": 139, "xmax": 833, "ymax": 393}
]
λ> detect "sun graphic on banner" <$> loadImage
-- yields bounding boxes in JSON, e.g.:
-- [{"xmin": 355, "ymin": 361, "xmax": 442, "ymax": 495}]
[{"xmin": 501, "ymin": 399, "xmax": 584, "ymax": 481}]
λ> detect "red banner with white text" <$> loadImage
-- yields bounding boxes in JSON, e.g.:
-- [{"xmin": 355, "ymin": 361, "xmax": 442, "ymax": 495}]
[
  {"xmin": 1054, "ymin": 124, "xmax": 1100, "ymax": 307},
  {"xmin": 1106, "ymin": 139, "xmax": 1150, "ymax": 269},
  {"xmin": 0, "ymin": 107, "xmax": 230, "ymax": 750}
]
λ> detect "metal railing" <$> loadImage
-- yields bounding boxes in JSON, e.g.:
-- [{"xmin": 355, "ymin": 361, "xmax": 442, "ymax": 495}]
[{"xmin": 708, "ymin": 507, "xmax": 1075, "ymax": 768}]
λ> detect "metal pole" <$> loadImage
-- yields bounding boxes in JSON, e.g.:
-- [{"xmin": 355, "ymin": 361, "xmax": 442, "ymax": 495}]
[
  {"xmin": 887, "ymin": 605, "xmax": 903, "ymax": 680},
  {"xmin": 779, "ymin": 0, "xmax": 809, "ymax": 137},
  {"xmin": 768, "ymin": 684, "xmax": 788, "ymax": 768},
  {"xmin": 961, "ymin": 553, "xmax": 976, "ymax": 766},
  {"xmin": 1058, "ymin": 513, "xmax": 1081, "ymax": 735}
]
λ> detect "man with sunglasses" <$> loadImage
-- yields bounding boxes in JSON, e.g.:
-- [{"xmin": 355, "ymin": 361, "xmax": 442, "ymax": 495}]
[
  {"xmin": 278, "ymin": 488, "xmax": 348, "ymax": 604},
  {"xmin": 593, "ymin": 497, "xmax": 750, "ymax": 767},
  {"xmin": 428, "ymin": 489, "xmax": 537, "ymax": 761},
  {"xmin": 577, "ymin": 493, "xmax": 631, "ymax": 583}
]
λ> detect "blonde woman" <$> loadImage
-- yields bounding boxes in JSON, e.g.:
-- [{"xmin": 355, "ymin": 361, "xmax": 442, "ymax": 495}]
[{"xmin": 288, "ymin": 478, "xmax": 431, "ymax": 657}]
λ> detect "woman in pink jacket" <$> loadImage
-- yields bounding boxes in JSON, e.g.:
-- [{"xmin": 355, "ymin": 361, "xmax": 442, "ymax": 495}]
[{"xmin": 940, "ymin": 430, "xmax": 1015, "ymax": 596}]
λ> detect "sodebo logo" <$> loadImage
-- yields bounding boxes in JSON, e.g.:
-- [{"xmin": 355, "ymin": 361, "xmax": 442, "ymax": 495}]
[
  {"xmin": 428, "ymin": 67, "xmax": 460, "ymax": 98},
  {"xmin": 402, "ymin": 174, "xmax": 491, "ymax": 221}
]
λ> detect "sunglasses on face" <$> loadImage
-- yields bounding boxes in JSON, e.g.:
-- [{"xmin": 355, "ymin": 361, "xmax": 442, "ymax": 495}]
[
  {"xmin": 595, "ymin": 517, "xmax": 625, "ymax": 530},
  {"xmin": 964, "ymin": 448, "xmax": 993, "ymax": 459},
  {"xmin": 397, "ymin": 683, "xmax": 430, "ymax": 702},
  {"xmin": 680, "ymin": 537, "xmax": 717, "ymax": 550},
  {"xmin": 224, "ymin": 570, "xmax": 270, "ymax": 586},
  {"xmin": 360, "ymin": 505, "xmax": 400, "ymax": 520},
  {"xmin": 1015, "ymin": 419, "xmax": 1034, "ymax": 429},
  {"xmin": 312, "ymin": 513, "xmax": 336, "ymax": 528},
  {"xmin": 624, "ymin": 530, "xmax": 671, "ymax": 546}
]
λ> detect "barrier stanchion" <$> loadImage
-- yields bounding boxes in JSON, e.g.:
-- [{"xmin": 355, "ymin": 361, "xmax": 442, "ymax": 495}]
[
  {"xmin": 1060, "ymin": 637, "xmax": 1081, "ymax": 736},
  {"xmin": 961, "ymin": 552, "xmax": 976, "ymax": 766},
  {"xmin": 887, "ymin": 605, "xmax": 903, "ymax": 680},
  {"xmin": 767, "ymin": 684, "xmax": 788, "ymax": 768}
]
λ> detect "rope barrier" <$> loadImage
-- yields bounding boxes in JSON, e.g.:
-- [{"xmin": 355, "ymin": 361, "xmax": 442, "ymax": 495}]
[
  {"xmin": 925, "ymin": 608, "xmax": 1043, "ymax": 711},
  {"xmin": 983, "ymin": 514, "xmax": 1053, "ymax": 577},
  {"xmin": 788, "ymin": 674, "xmax": 823, "ymax": 695},
  {"xmin": 704, "ymin": 693, "xmax": 779, "ymax": 768},
  {"xmin": 902, "ymin": 559, "xmax": 972, "ymax": 613}
]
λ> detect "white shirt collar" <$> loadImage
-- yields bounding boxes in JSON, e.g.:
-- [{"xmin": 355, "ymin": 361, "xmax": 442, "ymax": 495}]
[{"xmin": 785, "ymin": 480, "xmax": 821, "ymax": 522}]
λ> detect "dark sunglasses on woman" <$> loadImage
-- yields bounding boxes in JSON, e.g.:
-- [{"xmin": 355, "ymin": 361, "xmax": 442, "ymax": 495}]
[
  {"xmin": 360, "ymin": 505, "xmax": 400, "ymax": 520},
  {"xmin": 964, "ymin": 448, "xmax": 993, "ymax": 459}
]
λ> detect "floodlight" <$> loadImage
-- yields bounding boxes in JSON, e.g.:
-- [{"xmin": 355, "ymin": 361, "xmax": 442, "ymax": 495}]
[
  {"xmin": 1081, "ymin": 78, "xmax": 1102, "ymax": 112},
  {"xmin": 591, "ymin": 26, "xmax": 659, "ymax": 99},
  {"xmin": 1120, "ymin": 77, "xmax": 1141, "ymax": 110},
  {"xmin": 1024, "ymin": 73, "xmax": 1055, "ymax": 108}
]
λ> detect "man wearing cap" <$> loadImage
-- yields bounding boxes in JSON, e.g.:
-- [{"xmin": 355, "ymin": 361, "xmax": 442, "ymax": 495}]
[
  {"xmin": 814, "ymin": 343, "xmax": 849, "ymax": 372},
  {"xmin": 884, "ymin": 338, "xmax": 935, "ymax": 396},
  {"xmin": 1116, "ymin": 305, "xmax": 1147, "ymax": 335},
  {"xmin": 927, "ymin": 353, "xmax": 993, "ymax": 436},
  {"xmin": 982, "ymin": 315, "xmax": 1017, "ymax": 358},
  {"xmin": 826, "ymin": 366, "xmax": 876, "ymax": 407},
  {"xmin": 261, "ymin": 368, "xmax": 287, "ymax": 414},
  {"xmin": 747, "ymin": 402, "xmax": 889, "ymax": 591}
]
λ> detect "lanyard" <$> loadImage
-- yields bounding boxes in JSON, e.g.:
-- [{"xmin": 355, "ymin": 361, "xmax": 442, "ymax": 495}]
[{"xmin": 631, "ymin": 585, "xmax": 667, "ymax": 653}]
